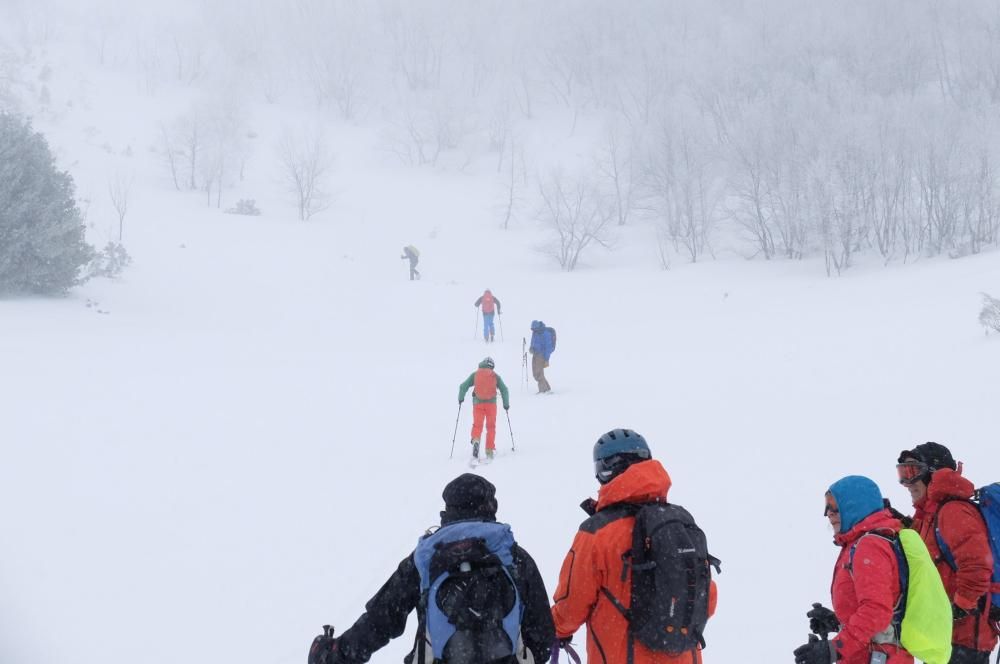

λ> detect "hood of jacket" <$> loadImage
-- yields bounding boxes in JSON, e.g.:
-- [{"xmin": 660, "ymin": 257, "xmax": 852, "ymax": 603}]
[
  {"xmin": 834, "ymin": 508, "xmax": 902, "ymax": 547},
  {"xmin": 829, "ymin": 475, "xmax": 884, "ymax": 533},
  {"xmin": 596, "ymin": 459, "xmax": 672, "ymax": 510},
  {"xmin": 918, "ymin": 467, "xmax": 976, "ymax": 511}
]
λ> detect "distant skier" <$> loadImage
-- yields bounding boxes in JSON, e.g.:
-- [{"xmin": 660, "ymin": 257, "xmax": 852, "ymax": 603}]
[
  {"xmin": 474, "ymin": 289, "xmax": 502, "ymax": 343},
  {"xmin": 528, "ymin": 320, "xmax": 555, "ymax": 394},
  {"xmin": 400, "ymin": 245, "xmax": 420, "ymax": 280},
  {"xmin": 458, "ymin": 356, "xmax": 509, "ymax": 462}
]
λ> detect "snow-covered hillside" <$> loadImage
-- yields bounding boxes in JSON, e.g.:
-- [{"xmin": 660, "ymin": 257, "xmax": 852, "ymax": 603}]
[{"xmin": 3, "ymin": 3, "xmax": 1000, "ymax": 664}]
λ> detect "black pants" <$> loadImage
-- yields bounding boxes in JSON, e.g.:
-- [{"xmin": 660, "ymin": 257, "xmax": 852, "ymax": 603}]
[{"xmin": 949, "ymin": 645, "xmax": 992, "ymax": 664}]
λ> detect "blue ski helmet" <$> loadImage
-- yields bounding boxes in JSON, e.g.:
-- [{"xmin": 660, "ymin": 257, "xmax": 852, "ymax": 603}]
[{"xmin": 593, "ymin": 429, "xmax": 651, "ymax": 484}]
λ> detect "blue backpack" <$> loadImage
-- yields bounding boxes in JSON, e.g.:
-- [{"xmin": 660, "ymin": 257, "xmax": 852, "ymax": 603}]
[
  {"xmin": 413, "ymin": 521, "xmax": 523, "ymax": 664},
  {"xmin": 934, "ymin": 483, "xmax": 1000, "ymax": 613}
]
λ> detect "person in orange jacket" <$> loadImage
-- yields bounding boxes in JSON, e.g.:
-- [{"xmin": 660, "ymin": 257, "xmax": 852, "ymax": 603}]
[
  {"xmin": 896, "ymin": 443, "xmax": 998, "ymax": 664},
  {"xmin": 551, "ymin": 429, "xmax": 719, "ymax": 664}
]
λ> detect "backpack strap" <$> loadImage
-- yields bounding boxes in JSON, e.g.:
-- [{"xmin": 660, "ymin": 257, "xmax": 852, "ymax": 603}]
[
  {"xmin": 848, "ymin": 532, "xmax": 907, "ymax": 644},
  {"xmin": 933, "ymin": 498, "xmax": 976, "ymax": 572}
]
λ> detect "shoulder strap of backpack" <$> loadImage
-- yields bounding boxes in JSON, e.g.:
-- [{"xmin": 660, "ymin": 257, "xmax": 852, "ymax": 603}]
[
  {"xmin": 849, "ymin": 532, "xmax": 907, "ymax": 639},
  {"xmin": 933, "ymin": 498, "xmax": 975, "ymax": 572}
]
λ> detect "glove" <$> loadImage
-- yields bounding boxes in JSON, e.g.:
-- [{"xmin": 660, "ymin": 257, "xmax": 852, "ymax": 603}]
[
  {"xmin": 308, "ymin": 628, "xmax": 341, "ymax": 664},
  {"xmin": 952, "ymin": 604, "xmax": 971, "ymax": 620},
  {"xmin": 503, "ymin": 404, "xmax": 509, "ymax": 411},
  {"xmin": 580, "ymin": 497, "xmax": 598, "ymax": 516},
  {"xmin": 807, "ymin": 603, "xmax": 840, "ymax": 636},
  {"xmin": 550, "ymin": 637, "xmax": 582, "ymax": 664},
  {"xmin": 793, "ymin": 635, "xmax": 836, "ymax": 664}
]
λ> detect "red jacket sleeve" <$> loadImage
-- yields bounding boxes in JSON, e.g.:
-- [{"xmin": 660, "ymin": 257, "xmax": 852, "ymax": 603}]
[
  {"xmin": 551, "ymin": 531, "xmax": 601, "ymax": 639},
  {"xmin": 938, "ymin": 501, "xmax": 995, "ymax": 609},
  {"xmin": 833, "ymin": 537, "xmax": 899, "ymax": 662}
]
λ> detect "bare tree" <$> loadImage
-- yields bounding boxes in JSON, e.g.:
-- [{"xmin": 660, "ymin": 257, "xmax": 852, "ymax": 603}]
[
  {"xmin": 277, "ymin": 128, "xmax": 333, "ymax": 221},
  {"xmin": 536, "ymin": 169, "xmax": 615, "ymax": 271},
  {"xmin": 107, "ymin": 173, "xmax": 132, "ymax": 242},
  {"xmin": 642, "ymin": 120, "xmax": 721, "ymax": 263},
  {"xmin": 499, "ymin": 137, "xmax": 527, "ymax": 230},
  {"xmin": 596, "ymin": 123, "xmax": 640, "ymax": 227}
]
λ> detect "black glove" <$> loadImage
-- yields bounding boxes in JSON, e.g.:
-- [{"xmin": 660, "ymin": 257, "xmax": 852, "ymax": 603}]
[
  {"xmin": 807, "ymin": 603, "xmax": 840, "ymax": 637},
  {"xmin": 503, "ymin": 404, "xmax": 509, "ymax": 411},
  {"xmin": 580, "ymin": 498, "xmax": 598, "ymax": 516},
  {"xmin": 308, "ymin": 627, "xmax": 341, "ymax": 664},
  {"xmin": 793, "ymin": 635, "xmax": 835, "ymax": 664},
  {"xmin": 952, "ymin": 604, "xmax": 971, "ymax": 620},
  {"xmin": 459, "ymin": 399, "xmax": 464, "ymax": 405},
  {"xmin": 550, "ymin": 637, "xmax": 581, "ymax": 664}
]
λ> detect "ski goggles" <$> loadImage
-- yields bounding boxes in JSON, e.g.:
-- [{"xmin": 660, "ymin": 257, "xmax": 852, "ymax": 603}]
[
  {"xmin": 896, "ymin": 461, "xmax": 930, "ymax": 486},
  {"xmin": 824, "ymin": 503, "xmax": 839, "ymax": 517}
]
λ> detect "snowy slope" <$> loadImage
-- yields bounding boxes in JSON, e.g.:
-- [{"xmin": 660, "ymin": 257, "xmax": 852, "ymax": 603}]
[{"xmin": 3, "ymin": 19, "xmax": 1000, "ymax": 664}]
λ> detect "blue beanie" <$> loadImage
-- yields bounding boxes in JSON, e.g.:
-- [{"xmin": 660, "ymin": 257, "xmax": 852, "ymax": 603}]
[{"xmin": 828, "ymin": 475, "xmax": 884, "ymax": 534}]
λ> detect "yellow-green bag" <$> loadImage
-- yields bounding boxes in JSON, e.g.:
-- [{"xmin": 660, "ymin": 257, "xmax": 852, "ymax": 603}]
[
  {"xmin": 851, "ymin": 530, "xmax": 951, "ymax": 664},
  {"xmin": 896, "ymin": 529, "xmax": 952, "ymax": 664}
]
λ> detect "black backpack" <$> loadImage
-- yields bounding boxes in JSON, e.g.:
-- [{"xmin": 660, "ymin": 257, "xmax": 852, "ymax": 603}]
[{"xmin": 602, "ymin": 502, "xmax": 721, "ymax": 658}]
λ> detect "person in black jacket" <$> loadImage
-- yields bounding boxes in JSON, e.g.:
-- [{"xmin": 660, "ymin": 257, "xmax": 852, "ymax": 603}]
[{"xmin": 309, "ymin": 474, "xmax": 554, "ymax": 664}]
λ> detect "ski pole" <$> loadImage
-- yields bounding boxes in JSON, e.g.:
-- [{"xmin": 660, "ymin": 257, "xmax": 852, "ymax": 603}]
[
  {"xmin": 505, "ymin": 408, "xmax": 516, "ymax": 452},
  {"xmin": 497, "ymin": 312, "xmax": 504, "ymax": 342},
  {"xmin": 473, "ymin": 308, "xmax": 479, "ymax": 340},
  {"xmin": 449, "ymin": 402, "xmax": 463, "ymax": 458},
  {"xmin": 522, "ymin": 337, "xmax": 529, "ymax": 391}
]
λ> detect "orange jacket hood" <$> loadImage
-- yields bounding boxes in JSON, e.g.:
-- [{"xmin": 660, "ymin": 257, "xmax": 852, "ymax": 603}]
[{"xmin": 596, "ymin": 460, "xmax": 672, "ymax": 511}]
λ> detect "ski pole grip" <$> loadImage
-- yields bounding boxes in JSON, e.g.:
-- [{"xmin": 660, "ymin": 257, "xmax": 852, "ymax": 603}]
[{"xmin": 323, "ymin": 625, "xmax": 335, "ymax": 638}]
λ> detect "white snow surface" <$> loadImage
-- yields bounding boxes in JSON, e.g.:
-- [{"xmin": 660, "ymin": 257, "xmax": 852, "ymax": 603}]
[{"xmin": 3, "ymin": 30, "xmax": 1000, "ymax": 664}]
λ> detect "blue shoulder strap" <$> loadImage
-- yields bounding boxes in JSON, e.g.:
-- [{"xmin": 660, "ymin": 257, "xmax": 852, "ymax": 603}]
[{"xmin": 933, "ymin": 500, "xmax": 968, "ymax": 573}]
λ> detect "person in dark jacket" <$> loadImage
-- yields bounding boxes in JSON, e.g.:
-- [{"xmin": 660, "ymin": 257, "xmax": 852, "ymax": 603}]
[
  {"xmin": 896, "ymin": 442, "xmax": 998, "ymax": 664},
  {"xmin": 401, "ymin": 245, "xmax": 420, "ymax": 280},
  {"xmin": 528, "ymin": 321, "xmax": 554, "ymax": 394},
  {"xmin": 309, "ymin": 474, "xmax": 554, "ymax": 664}
]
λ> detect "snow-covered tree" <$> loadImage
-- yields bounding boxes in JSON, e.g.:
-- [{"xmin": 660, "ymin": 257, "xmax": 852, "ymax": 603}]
[
  {"xmin": 536, "ymin": 169, "xmax": 615, "ymax": 271},
  {"xmin": 0, "ymin": 113, "xmax": 94, "ymax": 294},
  {"xmin": 277, "ymin": 127, "xmax": 333, "ymax": 221}
]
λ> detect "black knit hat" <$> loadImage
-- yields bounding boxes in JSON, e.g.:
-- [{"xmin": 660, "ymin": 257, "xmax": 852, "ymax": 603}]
[
  {"xmin": 440, "ymin": 473, "xmax": 498, "ymax": 524},
  {"xmin": 898, "ymin": 442, "xmax": 957, "ymax": 472}
]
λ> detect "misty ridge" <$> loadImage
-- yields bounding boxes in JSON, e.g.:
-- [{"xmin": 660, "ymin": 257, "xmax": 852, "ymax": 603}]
[{"xmin": 2, "ymin": 0, "xmax": 999, "ymax": 274}]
